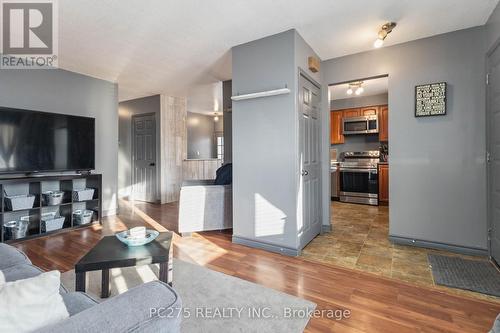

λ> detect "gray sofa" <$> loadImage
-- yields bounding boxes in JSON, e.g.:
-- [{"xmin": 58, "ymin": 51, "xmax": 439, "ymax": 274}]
[
  {"xmin": 178, "ymin": 179, "xmax": 232, "ymax": 235},
  {"xmin": 0, "ymin": 243, "xmax": 182, "ymax": 333},
  {"xmin": 492, "ymin": 314, "xmax": 500, "ymax": 333}
]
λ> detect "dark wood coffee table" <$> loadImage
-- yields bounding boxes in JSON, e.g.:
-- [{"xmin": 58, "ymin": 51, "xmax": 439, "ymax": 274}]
[{"xmin": 75, "ymin": 231, "xmax": 172, "ymax": 298}]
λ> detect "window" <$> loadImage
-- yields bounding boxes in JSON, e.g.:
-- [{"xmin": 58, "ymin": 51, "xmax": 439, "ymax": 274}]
[{"xmin": 216, "ymin": 135, "xmax": 224, "ymax": 162}]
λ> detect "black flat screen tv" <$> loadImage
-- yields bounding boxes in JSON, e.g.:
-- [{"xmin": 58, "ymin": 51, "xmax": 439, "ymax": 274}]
[{"xmin": 0, "ymin": 107, "xmax": 95, "ymax": 174}]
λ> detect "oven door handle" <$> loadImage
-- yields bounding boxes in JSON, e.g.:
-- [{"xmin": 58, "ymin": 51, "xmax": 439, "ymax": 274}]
[{"xmin": 339, "ymin": 168, "xmax": 378, "ymax": 173}]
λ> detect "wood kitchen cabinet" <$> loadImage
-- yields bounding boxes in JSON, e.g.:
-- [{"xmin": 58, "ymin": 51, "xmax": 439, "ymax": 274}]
[
  {"xmin": 343, "ymin": 108, "xmax": 361, "ymax": 118},
  {"xmin": 330, "ymin": 111, "xmax": 344, "ymax": 144},
  {"xmin": 360, "ymin": 106, "xmax": 378, "ymax": 116},
  {"xmin": 330, "ymin": 104, "xmax": 388, "ymax": 145},
  {"xmin": 379, "ymin": 105, "xmax": 389, "ymax": 142},
  {"xmin": 379, "ymin": 164, "xmax": 389, "ymax": 204}
]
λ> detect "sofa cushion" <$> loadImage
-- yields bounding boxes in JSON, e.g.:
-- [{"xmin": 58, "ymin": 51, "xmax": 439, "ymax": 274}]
[
  {"xmin": 1, "ymin": 263, "xmax": 43, "ymax": 282},
  {"xmin": 214, "ymin": 163, "xmax": 232, "ymax": 185},
  {"xmin": 36, "ymin": 281, "xmax": 181, "ymax": 333},
  {"xmin": 0, "ymin": 264, "xmax": 67, "ymax": 294},
  {"xmin": 61, "ymin": 292, "xmax": 98, "ymax": 316},
  {"xmin": 0, "ymin": 271, "xmax": 69, "ymax": 333},
  {"xmin": 0, "ymin": 243, "xmax": 31, "ymax": 270}
]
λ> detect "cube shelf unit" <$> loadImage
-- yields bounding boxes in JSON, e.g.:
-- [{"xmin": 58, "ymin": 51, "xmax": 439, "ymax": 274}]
[{"xmin": 0, "ymin": 174, "xmax": 102, "ymax": 243}]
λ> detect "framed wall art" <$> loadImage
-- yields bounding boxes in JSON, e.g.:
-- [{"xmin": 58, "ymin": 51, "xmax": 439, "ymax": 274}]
[{"xmin": 415, "ymin": 82, "xmax": 446, "ymax": 117}]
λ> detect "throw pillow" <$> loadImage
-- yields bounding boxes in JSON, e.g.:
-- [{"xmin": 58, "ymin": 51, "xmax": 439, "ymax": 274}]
[
  {"xmin": 0, "ymin": 270, "xmax": 69, "ymax": 332},
  {"xmin": 214, "ymin": 163, "xmax": 232, "ymax": 185}
]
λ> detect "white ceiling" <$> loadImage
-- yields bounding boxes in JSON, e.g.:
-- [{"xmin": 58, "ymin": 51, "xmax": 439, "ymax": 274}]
[
  {"xmin": 330, "ymin": 77, "xmax": 388, "ymax": 100},
  {"xmin": 58, "ymin": 0, "xmax": 499, "ymax": 101}
]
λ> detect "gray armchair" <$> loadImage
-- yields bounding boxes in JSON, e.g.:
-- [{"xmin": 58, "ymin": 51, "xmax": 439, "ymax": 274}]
[{"xmin": 178, "ymin": 180, "xmax": 232, "ymax": 236}]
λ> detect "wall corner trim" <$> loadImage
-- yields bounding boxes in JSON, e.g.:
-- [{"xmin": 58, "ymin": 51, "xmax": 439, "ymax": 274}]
[
  {"xmin": 321, "ymin": 224, "xmax": 332, "ymax": 234},
  {"xmin": 389, "ymin": 235, "xmax": 488, "ymax": 257},
  {"xmin": 232, "ymin": 236, "xmax": 300, "ymax": 256}
]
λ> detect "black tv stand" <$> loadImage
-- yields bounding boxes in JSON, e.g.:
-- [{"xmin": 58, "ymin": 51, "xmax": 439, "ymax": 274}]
[{"xmin": 0, "ymin": 173, "xmax": 102, "ymax": 243}]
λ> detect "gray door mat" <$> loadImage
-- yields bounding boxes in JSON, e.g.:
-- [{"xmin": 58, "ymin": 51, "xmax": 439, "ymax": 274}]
[{"xmin": 428, "ymin": 254, "xmax": 500, "ymax": 297}]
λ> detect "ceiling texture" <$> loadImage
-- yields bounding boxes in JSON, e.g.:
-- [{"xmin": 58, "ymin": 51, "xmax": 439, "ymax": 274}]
[{"xmin": 58, "ymin": 0, "xmax": 499, "ymax": 101}]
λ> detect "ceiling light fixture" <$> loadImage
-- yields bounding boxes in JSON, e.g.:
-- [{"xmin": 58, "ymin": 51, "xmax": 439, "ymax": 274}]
[
  {"xmin": 374, "ymin": 22, "xmax": 397, "ymax": 48},
  {"xmin": 346, "ymin": 81, "xmax": 364, "ymax": 96},
  {"xmin": 213, "ymin": 112, "xmax": 219, "ymax": 122}
]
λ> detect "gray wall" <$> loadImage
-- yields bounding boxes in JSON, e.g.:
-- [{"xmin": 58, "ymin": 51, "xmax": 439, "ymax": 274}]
[
  {"xmin": 222, "ymin": 80, "xmax": 233, "ymax": 163},
  {"xmin": 232, "ymin": 30, "xmax": 299, "ymax": 251},
  {"xmin": 330, "ymin": 93, "xmax": 388, "ymax": 110},
  {"xmin": 232, "ymin": 29, "xmax": 321, "ymax": 253},
  {"xmin": 214, "ymin": 114, "xmax": 223, "ymax": 133},
  {"xmin": 0, "ymin": 69, "xmax": 118, "ymax": 215},
  {"xmin": 321, "ymin": 27, "xmax": 488, "ymax": 250},
  {"xmin": 186, "ymin": 112, "xmax": 218, "ymax": 159},
  {"xmin": 118, "ymin": 95, "xmax": 161, "ymax": 200}
]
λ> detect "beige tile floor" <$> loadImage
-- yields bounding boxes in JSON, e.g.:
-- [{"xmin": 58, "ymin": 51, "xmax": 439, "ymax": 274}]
[{"xmin": 301, "ymin": 201, "xmax": 500, "ymax": 302}]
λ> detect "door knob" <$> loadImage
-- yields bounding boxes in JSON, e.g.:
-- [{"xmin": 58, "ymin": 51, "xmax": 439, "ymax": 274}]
[{"xmin": 301, "ymin": 170, "xmax": 309, "ymax": 176}]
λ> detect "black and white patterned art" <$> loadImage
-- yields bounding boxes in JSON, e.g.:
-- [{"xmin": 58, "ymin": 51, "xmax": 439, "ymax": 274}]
[{"xmin": 415, "ymin": 82, "xmax": 446, "ymax": 117}]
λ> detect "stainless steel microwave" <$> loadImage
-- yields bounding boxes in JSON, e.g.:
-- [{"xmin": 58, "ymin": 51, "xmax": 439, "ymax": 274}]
[{"xmin": 342, "ymin": 115, "xmax": 379, "ymax": 135}]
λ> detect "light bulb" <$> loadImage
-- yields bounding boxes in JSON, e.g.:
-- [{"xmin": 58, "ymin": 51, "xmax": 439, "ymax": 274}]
[
  {"xmin": 374, "ymin": 38, "xmax": 384, "ymax": 48},
  {"xmin": 346, "ymin": 88, "xmax": 353, "ymax": 95},
  {"xmin": 355, "ymin": 87, "xmax": 363, "ymax": 95},
  {"xmin": 214, "ymin": 115, "xmax": 219, "ymax": 122}
]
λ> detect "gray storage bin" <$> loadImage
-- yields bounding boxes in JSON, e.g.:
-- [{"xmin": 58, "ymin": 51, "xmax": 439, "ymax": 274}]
[
  {"xmin": 72, "ymin": 188, "xmax": 94, "ymax": 202},
  {"xmin": 41, "ymin": 213, "xmax": 65, "ymax": 232},
  {"xmin": 73, "ymin": 209, "xmax": 94, "ymax": 225},
  {"xmin": 4, "ymin": 194, "xmax": 35, "ymax": 211},
  {"xmin": 3, "ymin": 219, "xmax": 29, "ymax": 240},
  {"xmin": 42, "ymin": 191, "xmax": 64, "ymax": 206}
]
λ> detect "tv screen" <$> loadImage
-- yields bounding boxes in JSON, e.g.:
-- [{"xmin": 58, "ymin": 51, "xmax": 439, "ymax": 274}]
[{"xmin": 0, "ymin": 107, "xmax": 95, "ymax": 174}]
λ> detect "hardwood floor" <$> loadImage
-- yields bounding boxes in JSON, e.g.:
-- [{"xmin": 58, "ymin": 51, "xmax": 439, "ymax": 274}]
[{"xmin": 12, "ymin": 199, "xmax": 500, "ymax": 332}]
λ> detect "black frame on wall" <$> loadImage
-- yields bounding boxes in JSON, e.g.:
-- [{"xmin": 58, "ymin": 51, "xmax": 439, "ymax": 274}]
[{"xmin": 415, "ymin": 82, "xmax": 447, "ymax": 117}]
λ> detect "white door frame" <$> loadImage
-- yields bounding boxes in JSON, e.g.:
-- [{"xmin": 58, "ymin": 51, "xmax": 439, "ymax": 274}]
[{"xmin": 298, "ymin": 69, "xmax": 322, "ymax": 247}]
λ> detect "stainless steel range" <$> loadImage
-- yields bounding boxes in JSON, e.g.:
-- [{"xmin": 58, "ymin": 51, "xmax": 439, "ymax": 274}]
[{"xmin": 339, "ymin": 150, "xmax": 379, "ymax": 206}]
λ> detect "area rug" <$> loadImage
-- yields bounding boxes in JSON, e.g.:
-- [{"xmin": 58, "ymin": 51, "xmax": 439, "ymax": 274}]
[
  {"xmin": 428, "ymin": 254, "xmax": 500, "ymax": 297},
  {"xmin": 61, "ymin": 259, "xmax": 316, "ymax": 332}
]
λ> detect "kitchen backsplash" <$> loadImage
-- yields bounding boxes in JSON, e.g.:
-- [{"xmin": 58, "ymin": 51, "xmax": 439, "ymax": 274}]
[{"xmin": 331, "ymin": 134, "xmax": 381, "ymax": 153}]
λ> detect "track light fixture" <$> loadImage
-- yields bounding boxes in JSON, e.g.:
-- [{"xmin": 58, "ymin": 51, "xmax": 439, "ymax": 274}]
[
  {"xmin": 346, "ymin": 81, "xmax": 364, "ymax": 96},
  {"xmin": 346, "ymin": 81, "xmax": 365, "ymax": 96},
  {"xmin": 374, "ymin": 22, "xmax": 397, "ymax": 48}
]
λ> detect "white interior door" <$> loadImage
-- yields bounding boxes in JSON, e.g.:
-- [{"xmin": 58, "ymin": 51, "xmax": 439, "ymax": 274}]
[
  {"xmin": 488, "ymin": 44, "xmax": 500, "ymax": 265},
  {"xmin": 299, "ymin": 74, "xmax": 321, "ymax": 248},
  {"xmin": 132, "ymin": 113, "xmax": 157, "ymax": 203}
]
